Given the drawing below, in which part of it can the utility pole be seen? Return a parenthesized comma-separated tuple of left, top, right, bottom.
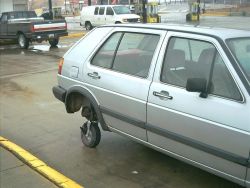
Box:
(48, 0, 53, 19)
(142, 0, 147, 23)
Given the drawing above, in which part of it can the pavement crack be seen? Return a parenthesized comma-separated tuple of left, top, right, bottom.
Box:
(1, 164, 25, 172)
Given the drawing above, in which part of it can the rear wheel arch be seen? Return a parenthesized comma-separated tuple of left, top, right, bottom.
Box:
(65, 86, 109, 131)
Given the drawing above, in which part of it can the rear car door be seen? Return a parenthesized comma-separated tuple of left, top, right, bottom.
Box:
(147, 31, 250, 185)
(83, 27, 166, 141)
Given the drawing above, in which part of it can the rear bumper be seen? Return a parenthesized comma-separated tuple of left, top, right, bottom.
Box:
(28, 31, 68, 41)
(52, 86, 66, 103)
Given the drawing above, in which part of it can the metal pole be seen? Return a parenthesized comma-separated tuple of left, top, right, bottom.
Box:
(142, 0, 147, 23)
(48, 0, 53, 19)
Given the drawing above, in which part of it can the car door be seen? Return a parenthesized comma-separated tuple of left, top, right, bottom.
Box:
(83, 27, 166, 141)
(97, 7, 106, 26)
(0, 13, 8, 36)
(147, 32, 250, 185)
(105, 6, 114, 24)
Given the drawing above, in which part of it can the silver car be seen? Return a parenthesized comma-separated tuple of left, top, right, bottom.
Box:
(53, 24, 250, 187)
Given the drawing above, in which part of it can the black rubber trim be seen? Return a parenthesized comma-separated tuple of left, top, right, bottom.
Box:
(99, 106, 249, 167)
(146, 124, 250, 168)
(65, 86, 110, 131)
(52, 85, 66, 102)
(100, 106, 146, 129)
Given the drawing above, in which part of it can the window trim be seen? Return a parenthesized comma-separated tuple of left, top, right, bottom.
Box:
(90, 31, 161, 79)
(160, 35, 244, 103)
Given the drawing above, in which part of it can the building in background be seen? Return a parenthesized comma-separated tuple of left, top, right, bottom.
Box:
(0, 0, 28, 14)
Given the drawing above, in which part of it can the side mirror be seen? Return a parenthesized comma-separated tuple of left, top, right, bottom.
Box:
(186, 78, 208, 98)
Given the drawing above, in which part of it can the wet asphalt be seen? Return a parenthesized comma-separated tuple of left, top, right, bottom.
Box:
(0, 19, 247, 188)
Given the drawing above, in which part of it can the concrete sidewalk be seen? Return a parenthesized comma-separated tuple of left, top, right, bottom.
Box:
(0, 137, 83, 188)
(0, 147, 57, 188)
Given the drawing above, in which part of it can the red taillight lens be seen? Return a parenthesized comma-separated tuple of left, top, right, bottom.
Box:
(58, 58, 64, 75)
(31, 25, 35, 32)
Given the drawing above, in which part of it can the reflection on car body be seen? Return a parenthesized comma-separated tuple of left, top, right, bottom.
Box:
(53, 24, 250, 187)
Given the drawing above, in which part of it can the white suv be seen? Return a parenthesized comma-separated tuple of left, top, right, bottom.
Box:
(53, 24, 250, 187)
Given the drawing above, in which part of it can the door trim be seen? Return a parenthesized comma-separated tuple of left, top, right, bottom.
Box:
(100, 105, 250, 167)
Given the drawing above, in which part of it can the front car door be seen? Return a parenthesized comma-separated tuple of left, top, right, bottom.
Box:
(147, 31, 250, 186)
(0, 13, 8, 37)
(83, 27, 166, 141)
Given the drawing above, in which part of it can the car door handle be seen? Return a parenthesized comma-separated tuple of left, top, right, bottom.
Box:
(153, 91, 173, 100)
(87, 72, 101, 79)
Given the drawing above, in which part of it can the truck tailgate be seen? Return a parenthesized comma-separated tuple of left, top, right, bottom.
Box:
(32, 20, 67, 32)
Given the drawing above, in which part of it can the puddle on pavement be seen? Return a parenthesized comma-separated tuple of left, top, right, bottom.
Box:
(0, 79, 36, 100)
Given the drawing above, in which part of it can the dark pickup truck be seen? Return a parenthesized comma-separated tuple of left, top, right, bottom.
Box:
(0, 11, 68, 49)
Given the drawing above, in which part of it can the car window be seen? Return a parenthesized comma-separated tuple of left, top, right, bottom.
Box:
(91, 32, 160, 78)
(227, 37, 250, 84)
(91, 32, 122, 69)
(1, 14, 7, 22)
(161, 37, 242, 101)
(99, 7, 105, 15)
(113, 33, 159, 78)
(94, 7, 99, 15)
(106, 7, 114, 15)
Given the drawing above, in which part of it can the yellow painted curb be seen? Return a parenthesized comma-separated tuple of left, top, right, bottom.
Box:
(63, 32, 85, 39)
(202, 12, 229, 16)
(0, 136, 83, 188)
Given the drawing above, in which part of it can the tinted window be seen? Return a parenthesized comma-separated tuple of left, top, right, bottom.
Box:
(1, 14, 7, 22)
(106, 7, 114, 15)
(92, 32, 160, 78)
(161, 37, 242, 101)
(94, 7, 99, 15)
(99, 7, 105, 15)
(92, 32, 122, 69)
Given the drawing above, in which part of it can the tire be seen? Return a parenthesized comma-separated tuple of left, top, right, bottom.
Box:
(80, 121, 101, 148)
(18, 33, 29, 49)
(49, 38, 59, 47)
(85, 22, 92, 30)
(115, 21, 121, 24)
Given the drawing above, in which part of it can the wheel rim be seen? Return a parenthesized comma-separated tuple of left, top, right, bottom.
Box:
(18, 35, 25, 47)
(81, 121, 92, 142)
(86, 23, 91, 30)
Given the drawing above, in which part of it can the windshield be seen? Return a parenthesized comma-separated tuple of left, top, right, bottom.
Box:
(113, 6, 131, 14)
(227, 37, 250, 84)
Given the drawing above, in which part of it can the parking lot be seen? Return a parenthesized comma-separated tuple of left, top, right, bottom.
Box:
(0, 17, 249, 188)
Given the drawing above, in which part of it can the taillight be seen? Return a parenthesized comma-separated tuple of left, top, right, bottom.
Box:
(31, 25, 35, 32)
(58, 58, 64, 75)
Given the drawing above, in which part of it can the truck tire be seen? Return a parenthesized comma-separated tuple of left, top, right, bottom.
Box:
(18, 34, 29, 49)
(49, 38, 59, 47)
(85, 22, 93, 30)
(80, 121, 101, 148)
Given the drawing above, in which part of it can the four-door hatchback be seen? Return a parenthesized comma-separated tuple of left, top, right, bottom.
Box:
(53, 24, 250, 187)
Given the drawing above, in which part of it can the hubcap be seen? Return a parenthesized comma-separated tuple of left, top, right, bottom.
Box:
(18, 35, 25, 47)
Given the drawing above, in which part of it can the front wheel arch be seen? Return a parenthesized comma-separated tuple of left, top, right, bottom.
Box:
(65, 86, 110, 131)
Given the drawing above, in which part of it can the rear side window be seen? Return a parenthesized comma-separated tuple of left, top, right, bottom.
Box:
(106, 7, 114, 15)
(91, 32, 160, 78)
(94, 7, 99, 15)
(99, 7, 105, 15)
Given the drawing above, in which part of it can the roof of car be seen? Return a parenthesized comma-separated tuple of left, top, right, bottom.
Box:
(102, 23, 250, 40)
